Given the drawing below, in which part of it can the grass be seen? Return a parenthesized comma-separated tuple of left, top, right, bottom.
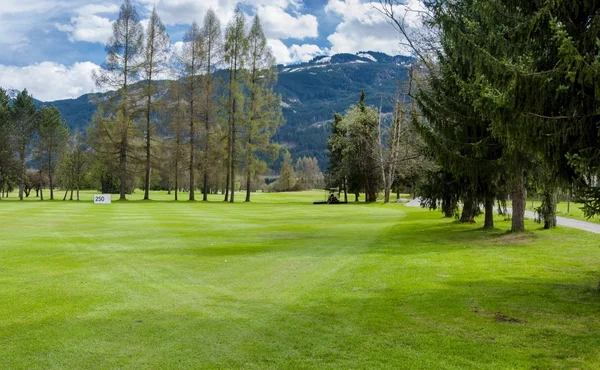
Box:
(1, 190, 600, 369)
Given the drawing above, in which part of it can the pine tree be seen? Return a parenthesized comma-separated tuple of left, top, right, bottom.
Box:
(0, 88, 17, 199)
(11, 90, 38, 201)
(37, 106, 69, 200)
(278, 150, 296, 191)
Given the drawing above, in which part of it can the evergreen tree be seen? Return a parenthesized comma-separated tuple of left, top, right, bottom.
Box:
(278, 150, 296, 191)
(327, 113, 348, 202)
(36, 106, 69, 200)
(344, 91, 381, 203)
(0, 89, 17, 198)
(10, 90, 38, 200)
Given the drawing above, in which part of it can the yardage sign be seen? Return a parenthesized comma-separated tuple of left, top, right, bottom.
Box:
(94, 194, 112, 204)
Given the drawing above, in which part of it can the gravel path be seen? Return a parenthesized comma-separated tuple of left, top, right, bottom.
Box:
(406, 197, 600, 234)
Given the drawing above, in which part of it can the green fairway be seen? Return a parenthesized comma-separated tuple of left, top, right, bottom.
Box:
(1, 191, 599, 369)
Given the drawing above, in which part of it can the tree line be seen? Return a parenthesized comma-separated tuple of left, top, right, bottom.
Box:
(373, 0, 600, 231)
(327, 91, 422, 203)
(1, 1, 330, 202)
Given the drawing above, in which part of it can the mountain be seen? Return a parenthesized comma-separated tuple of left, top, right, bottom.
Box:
(274, 51, 411, 166)
(7, 89, 20, 100)
(4, 51, 411, 169)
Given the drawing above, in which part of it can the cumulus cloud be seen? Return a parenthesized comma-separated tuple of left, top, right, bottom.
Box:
(257, 6, 318, 40)
(0, 61, 101, 101)
(55, 3, 119, 44)
(268, 39, 327, 65)
(325, 0, 425, 56)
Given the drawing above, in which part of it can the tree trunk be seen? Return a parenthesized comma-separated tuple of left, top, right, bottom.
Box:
(542, 189, 557, 229)
(484, 194, 494, 229)
(189, 117, 195, 201)
(442, 195, 454, 218)
(343, 178, 348, 203)
(18, 147, 25, 200)
(119, 137, 127, 201)
(49, 153, 54, 200)
(384, 184, 391, 203)
(460, 194, 477, 223)
(230, 95, 237, 204)
(245, 165, 251, 202)
(144, 94, 151, 201)
(511, 168, 526, 232)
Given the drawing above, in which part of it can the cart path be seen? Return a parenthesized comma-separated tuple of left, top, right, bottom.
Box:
(510, 209, 600, 234)
(407, 197, 600, 234)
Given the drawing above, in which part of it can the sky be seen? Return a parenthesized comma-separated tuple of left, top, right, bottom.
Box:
(0, 0, 422, 101)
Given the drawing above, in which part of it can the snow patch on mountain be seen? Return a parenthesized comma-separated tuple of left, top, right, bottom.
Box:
(316, 56, 331, 64)
(357, 53, 377, 62)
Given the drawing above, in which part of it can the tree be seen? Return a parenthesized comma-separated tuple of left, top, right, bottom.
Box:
(10, 90, 38, 200)
(242, 15, 283, 202)
(327, 113, 348, 202)
(379, 0, 518, 230)
(277, 150, 296, 191)
(0, 88, 17, 199)
(57, 132, 89, 201)
(379, 98, 419, 203)
(36, 106, 69, 200)
(296, 157, 324, 190)
(200, 9, 222, 201)
(223, 7, 248, 203)
(141, 7, 170, 200)
(344, 91, 381, 203)
(162, 81, 188, 201)
(173, 22, 205, 201)
(93, 0, 144, 201)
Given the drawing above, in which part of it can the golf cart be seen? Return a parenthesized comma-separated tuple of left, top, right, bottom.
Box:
(313, 188, 348, 205)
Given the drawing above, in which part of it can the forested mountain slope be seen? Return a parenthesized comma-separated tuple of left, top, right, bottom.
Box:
(7, 51, 410, 168)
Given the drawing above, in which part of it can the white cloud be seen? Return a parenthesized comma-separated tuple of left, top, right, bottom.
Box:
(56, 3, 119, 44)
(257, 6, 318, 40)
(268, 39, 327, 65)
(0, 61, 101, 101)
(325, 0, 425, 56)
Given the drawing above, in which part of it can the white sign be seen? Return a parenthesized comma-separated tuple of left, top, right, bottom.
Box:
(94, 194, 112, 204)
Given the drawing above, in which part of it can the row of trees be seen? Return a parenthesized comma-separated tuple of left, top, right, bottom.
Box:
(0, 89, 88, 201)
(90, 0, 282, 202)
(327, 91, 420, 203)
(376, 0, 600, 231)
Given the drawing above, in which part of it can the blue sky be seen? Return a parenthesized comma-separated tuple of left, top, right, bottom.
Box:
(0, 0, 421, 101)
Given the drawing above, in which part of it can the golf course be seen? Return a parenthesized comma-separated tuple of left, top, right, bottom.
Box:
(1, 191, 599, 369)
